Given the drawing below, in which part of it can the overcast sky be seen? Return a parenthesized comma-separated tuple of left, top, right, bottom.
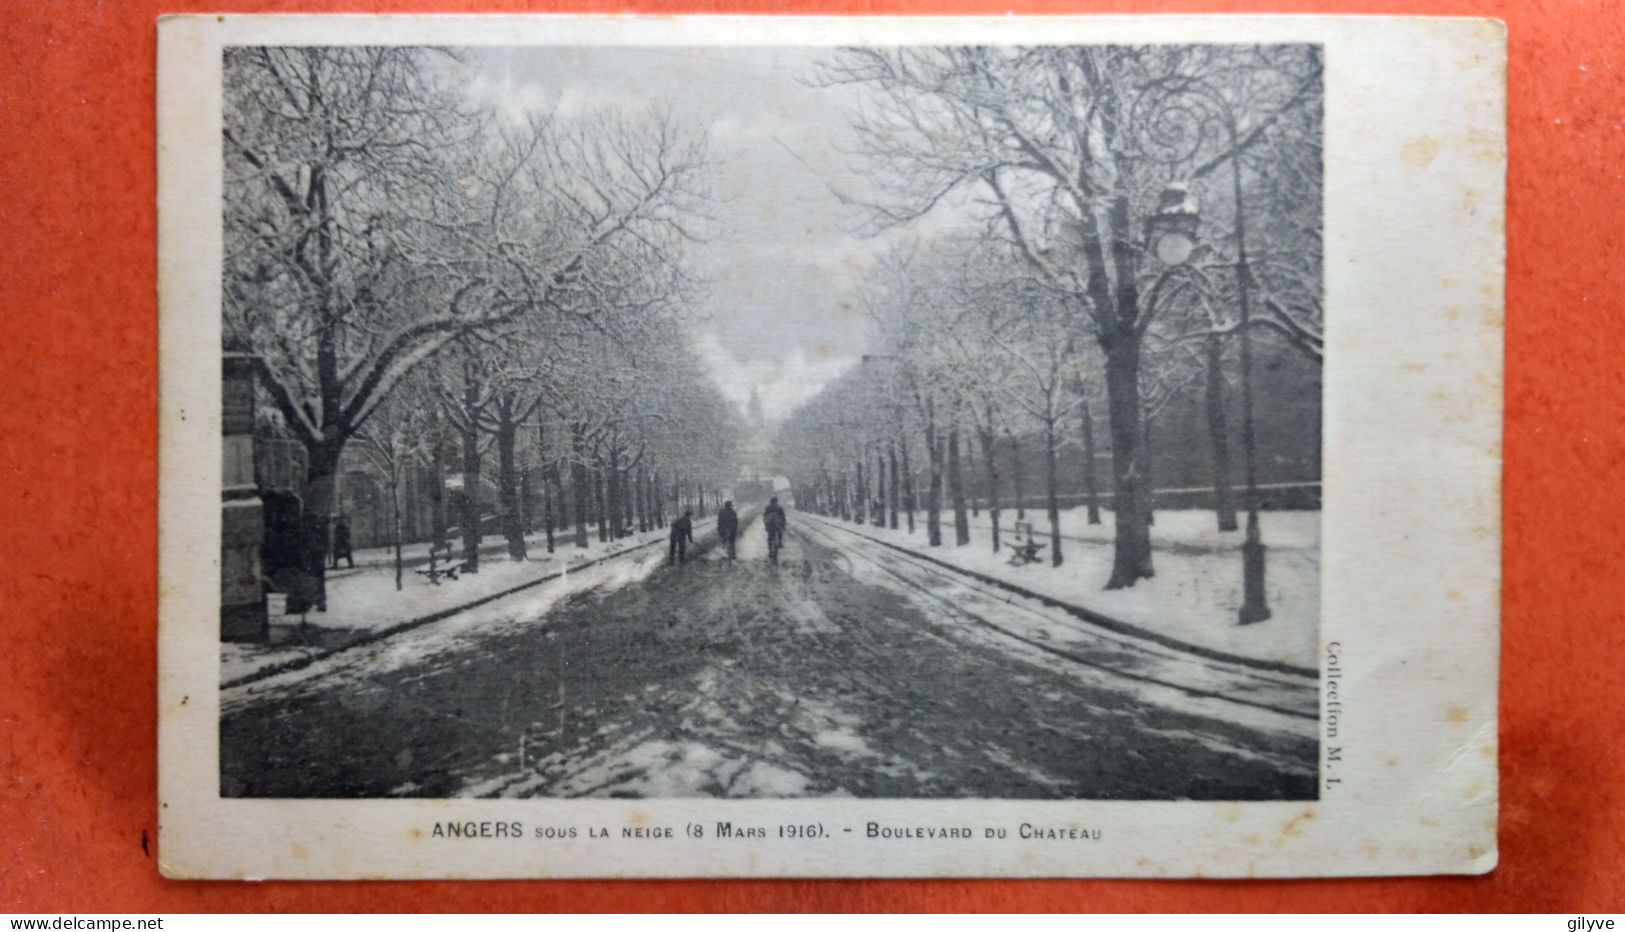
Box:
(465, 46, 899, 424)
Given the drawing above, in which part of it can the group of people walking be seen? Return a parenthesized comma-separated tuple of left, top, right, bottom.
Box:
(667, 497, 788, 566)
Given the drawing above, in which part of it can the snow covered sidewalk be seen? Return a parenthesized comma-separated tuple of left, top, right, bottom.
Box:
(805, 507, 1319, 673)
(223, 521, 709, 687)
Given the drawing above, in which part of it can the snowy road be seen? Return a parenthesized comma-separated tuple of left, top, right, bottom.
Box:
(221, 513, 1319, 800)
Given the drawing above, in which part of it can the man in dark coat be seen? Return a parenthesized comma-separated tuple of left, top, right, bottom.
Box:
(716, 500, 739, 561)
(331, 515, 355, 569)
(668, 508, 696, 565)
(762, 496, 786, 563)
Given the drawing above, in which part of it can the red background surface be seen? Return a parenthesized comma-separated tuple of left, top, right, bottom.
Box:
(1, 0, 1619, 913)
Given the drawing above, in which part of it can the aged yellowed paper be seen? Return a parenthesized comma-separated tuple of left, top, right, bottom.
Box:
(158, 13, 1503, 878)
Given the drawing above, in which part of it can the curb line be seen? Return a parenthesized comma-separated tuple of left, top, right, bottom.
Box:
(805, 513, 1318, 680)
(223, 535, 668, 690)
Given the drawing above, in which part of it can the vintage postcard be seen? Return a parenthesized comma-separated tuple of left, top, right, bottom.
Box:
(157, 14, 1504, 878)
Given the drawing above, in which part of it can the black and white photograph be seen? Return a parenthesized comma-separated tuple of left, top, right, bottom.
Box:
(215, 39, 1324, 802)
(159, 14, 1502, 879)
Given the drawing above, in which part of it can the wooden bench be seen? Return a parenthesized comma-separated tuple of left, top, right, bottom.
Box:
(416, 544, 462, 584)
(415, 564, 461, 584)
(1008, 520, 1047, 566)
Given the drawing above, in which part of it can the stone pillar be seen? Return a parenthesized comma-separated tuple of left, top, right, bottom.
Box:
(221, 351, 267, 643)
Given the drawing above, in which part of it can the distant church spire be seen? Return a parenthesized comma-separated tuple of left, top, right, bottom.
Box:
(747, 387, 764, 426)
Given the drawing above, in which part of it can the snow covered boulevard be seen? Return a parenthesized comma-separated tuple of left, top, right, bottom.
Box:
(221, 513, 1319, 801)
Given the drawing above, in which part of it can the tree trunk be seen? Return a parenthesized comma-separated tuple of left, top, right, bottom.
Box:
(621, 463, 633, 536)
(520, 469, 533, 531)
(546, 423, 569, 536)
(542, 464, 556, 554)
(594, 464, 607, 542)
(1142, 413, 1155, 528)
(1085, 193, 1154, 588)
(901, 439, 916, 534)
(643, 469, 652, 527)
(855, 455, 867, 525)
(874, 448, 886, 527)
(402, 465, 418, 545)
(966, 426, 979, 518)
(980, 428, 1001, 553)
(622, 465, 634, 534)
(888, 443, 900, 529)
(429, 429, 448, 549)
(497, 415, 526, 561)
(925, 402, 943, 547)
(652, 467, 664, 528)
(634, 466, 647, 533)
(538, 423, 556, 554)
(1102, 334, 1153, 588)
(292, 439, 343, 612)
(303, 175, 340, 612)
(1205, 335, 1240, 532)
(624, 466, 636, 533)
(571, 424, 590, 548)
(1081, 403, 1101, 525)
(606, 458, 622, 539)
(1011, 434, 1027, 520)
(557, 466, 572, 536)
(949, 423, 969, 546)
(1045, 423, 1063, 567)
(459, 420, 481, 574)
(391, 477, 403, 592)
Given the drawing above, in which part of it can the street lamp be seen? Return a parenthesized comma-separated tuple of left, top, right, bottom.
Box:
(1146, 168, 1272, 625)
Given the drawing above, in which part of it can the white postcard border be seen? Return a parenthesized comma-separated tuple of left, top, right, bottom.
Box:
(158, 13, 1504, 879)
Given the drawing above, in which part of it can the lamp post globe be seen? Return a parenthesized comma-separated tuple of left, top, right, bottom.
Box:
(1146, 182, 1201, 267)
(1153, 229, 1195, 267)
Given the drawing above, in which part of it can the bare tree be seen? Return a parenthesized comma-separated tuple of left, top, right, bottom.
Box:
(432, 338, 501, 573)
(225, 47, 717, 600)
(354, 380, 435, 590)
(986, 284, 1091, 568)
(818, 44, 1320, 588)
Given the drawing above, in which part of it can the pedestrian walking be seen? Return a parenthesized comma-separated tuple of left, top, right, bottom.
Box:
(668, 508, 695, 565)
(763, 496, 786, 564)
(717, 500, 739, 561)
(331, 515, 355, 569)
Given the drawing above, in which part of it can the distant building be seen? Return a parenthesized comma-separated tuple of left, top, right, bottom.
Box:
(739, 387, 774, 480)
(747, 387, 763, 426)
